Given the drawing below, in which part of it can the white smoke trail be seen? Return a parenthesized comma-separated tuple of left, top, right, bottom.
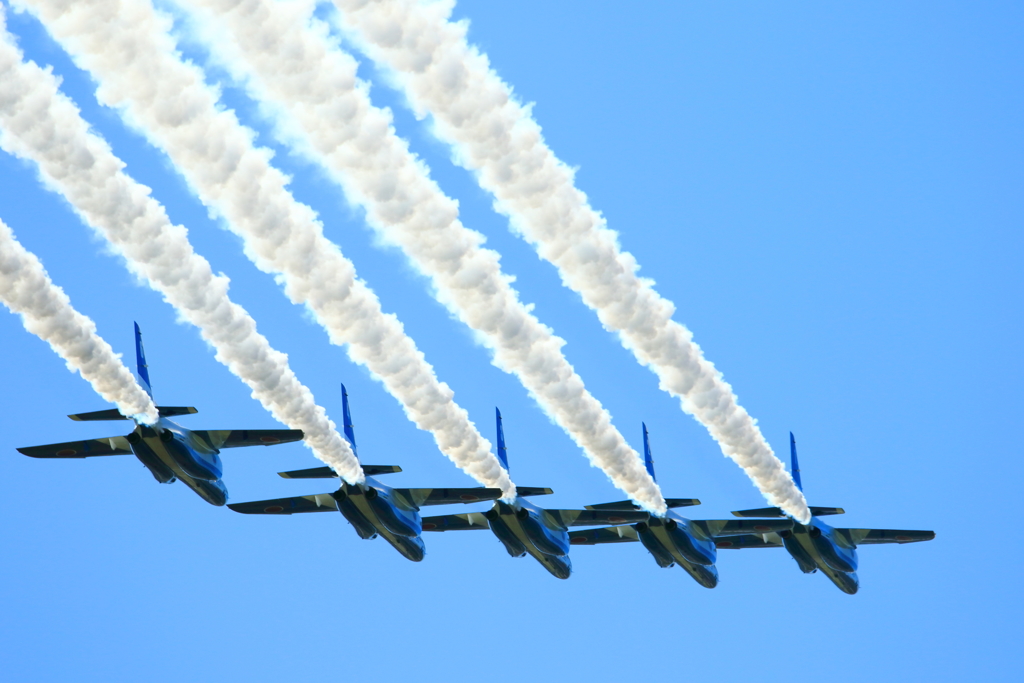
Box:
(0, 11, 363, 485)
(0, 216, 159, 424)
(333, 0, 810, 521)
(15, 0, 513, 497)
(171, 0, 664, 512)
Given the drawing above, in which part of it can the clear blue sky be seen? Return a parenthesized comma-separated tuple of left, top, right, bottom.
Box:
(1, 2, 1020, 681)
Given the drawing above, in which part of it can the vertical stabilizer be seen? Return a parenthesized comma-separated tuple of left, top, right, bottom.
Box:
(495, 407, 509, 472)
(341, 384, 358, 457)
(790, 432, 803, 492)
(133, 322, 153, 399)
(642, 422, 657, 482)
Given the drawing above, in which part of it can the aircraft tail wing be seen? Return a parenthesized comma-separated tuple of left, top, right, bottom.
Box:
(549, 509, 650, 528)
(732, 506, 844, 518)
(68, 406, 197, 421)
(586, 498, 700, 511)
(278, 465, 401, 479)
(713, 533, 785, 549)
(193, 429, 303, 449)
(17, 436, 133, 458)
(838, 528, 936, 546)
(731, 506, 786, 518)
(515, 486, 553, 497)
(690, 519, 794, 538)
(228, 493, 339, 514)
(396, 488, 503, 507)
(568, 525, 640, 545)
(421, 512, 491, 531)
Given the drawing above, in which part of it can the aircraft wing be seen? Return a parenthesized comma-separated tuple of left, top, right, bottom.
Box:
(548, 509, 649, 528)
(193, 429, 304, 449)
(420, 512, 491, 531)
(568, 525, 640, 545)
(17, 436, 133, 458)
(227, 493, 339, 514)
(713, 533, 784, 549)
(838, 528, 936, 545)
(690, 519, 794, 538)
(396, 488, 503, 507)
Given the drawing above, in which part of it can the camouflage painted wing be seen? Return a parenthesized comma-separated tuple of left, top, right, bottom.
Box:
(690, 519, 794, 538)
(568, 525, 640, 545)
(193, 429, 304, 449)
(228, 493, 339, 514)
(548, 509, 649, 529)
(838, 528, 936, 545)
(396, 488, 503, 507)
(17, 436, 133, 458)
(421, 512, 491, 531)
(713, 533, 785, 549)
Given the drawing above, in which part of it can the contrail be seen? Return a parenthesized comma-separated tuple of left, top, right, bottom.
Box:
(0, 11, 363, 485)
(169, 0, 665, 512)
(0, 216, 158, 424)
(15, 0, 512, 497)
(333, 0, 810, 521)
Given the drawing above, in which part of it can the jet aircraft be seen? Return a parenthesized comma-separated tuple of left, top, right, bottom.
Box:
(567, 423, 793, 587)
(228, 385, 506, 562)
(721, 433, 936, 594)
(421, 409, 651, 579)
(17, 323, 303, 506)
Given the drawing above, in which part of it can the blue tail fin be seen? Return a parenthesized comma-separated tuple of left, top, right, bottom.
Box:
(495, 408, 509, 472)
(790, 432, 803, 492)
(134, 322, 153, 399)
(341, 384, 358, 457)
(642, 422, 657, 482)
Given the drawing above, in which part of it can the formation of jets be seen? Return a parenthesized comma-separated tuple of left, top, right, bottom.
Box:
(16, 324, 935, 594)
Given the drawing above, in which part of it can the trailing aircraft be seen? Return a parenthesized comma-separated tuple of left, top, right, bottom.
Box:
(421, 409, 650, 579)
(567, 423, 793, 587)
(17, 323, 303, 506)
(722, 433, 936, 594)
(228, 385, 505, 562)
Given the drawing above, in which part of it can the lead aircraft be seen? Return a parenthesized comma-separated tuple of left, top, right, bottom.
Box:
(722, 433, 936, 594)
(17, 323, 303, 506)
(421, 409, 650, 579)
(228, 385, 505, 562)
(567, 423, 793, 587)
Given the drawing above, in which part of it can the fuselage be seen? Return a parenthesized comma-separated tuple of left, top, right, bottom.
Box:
(127, 418, 227, 506)
(484, 498, 572, 579)
(635, 511, 720, 588)
(331, 477, 427, 562)
(779, 516, 860, 594)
